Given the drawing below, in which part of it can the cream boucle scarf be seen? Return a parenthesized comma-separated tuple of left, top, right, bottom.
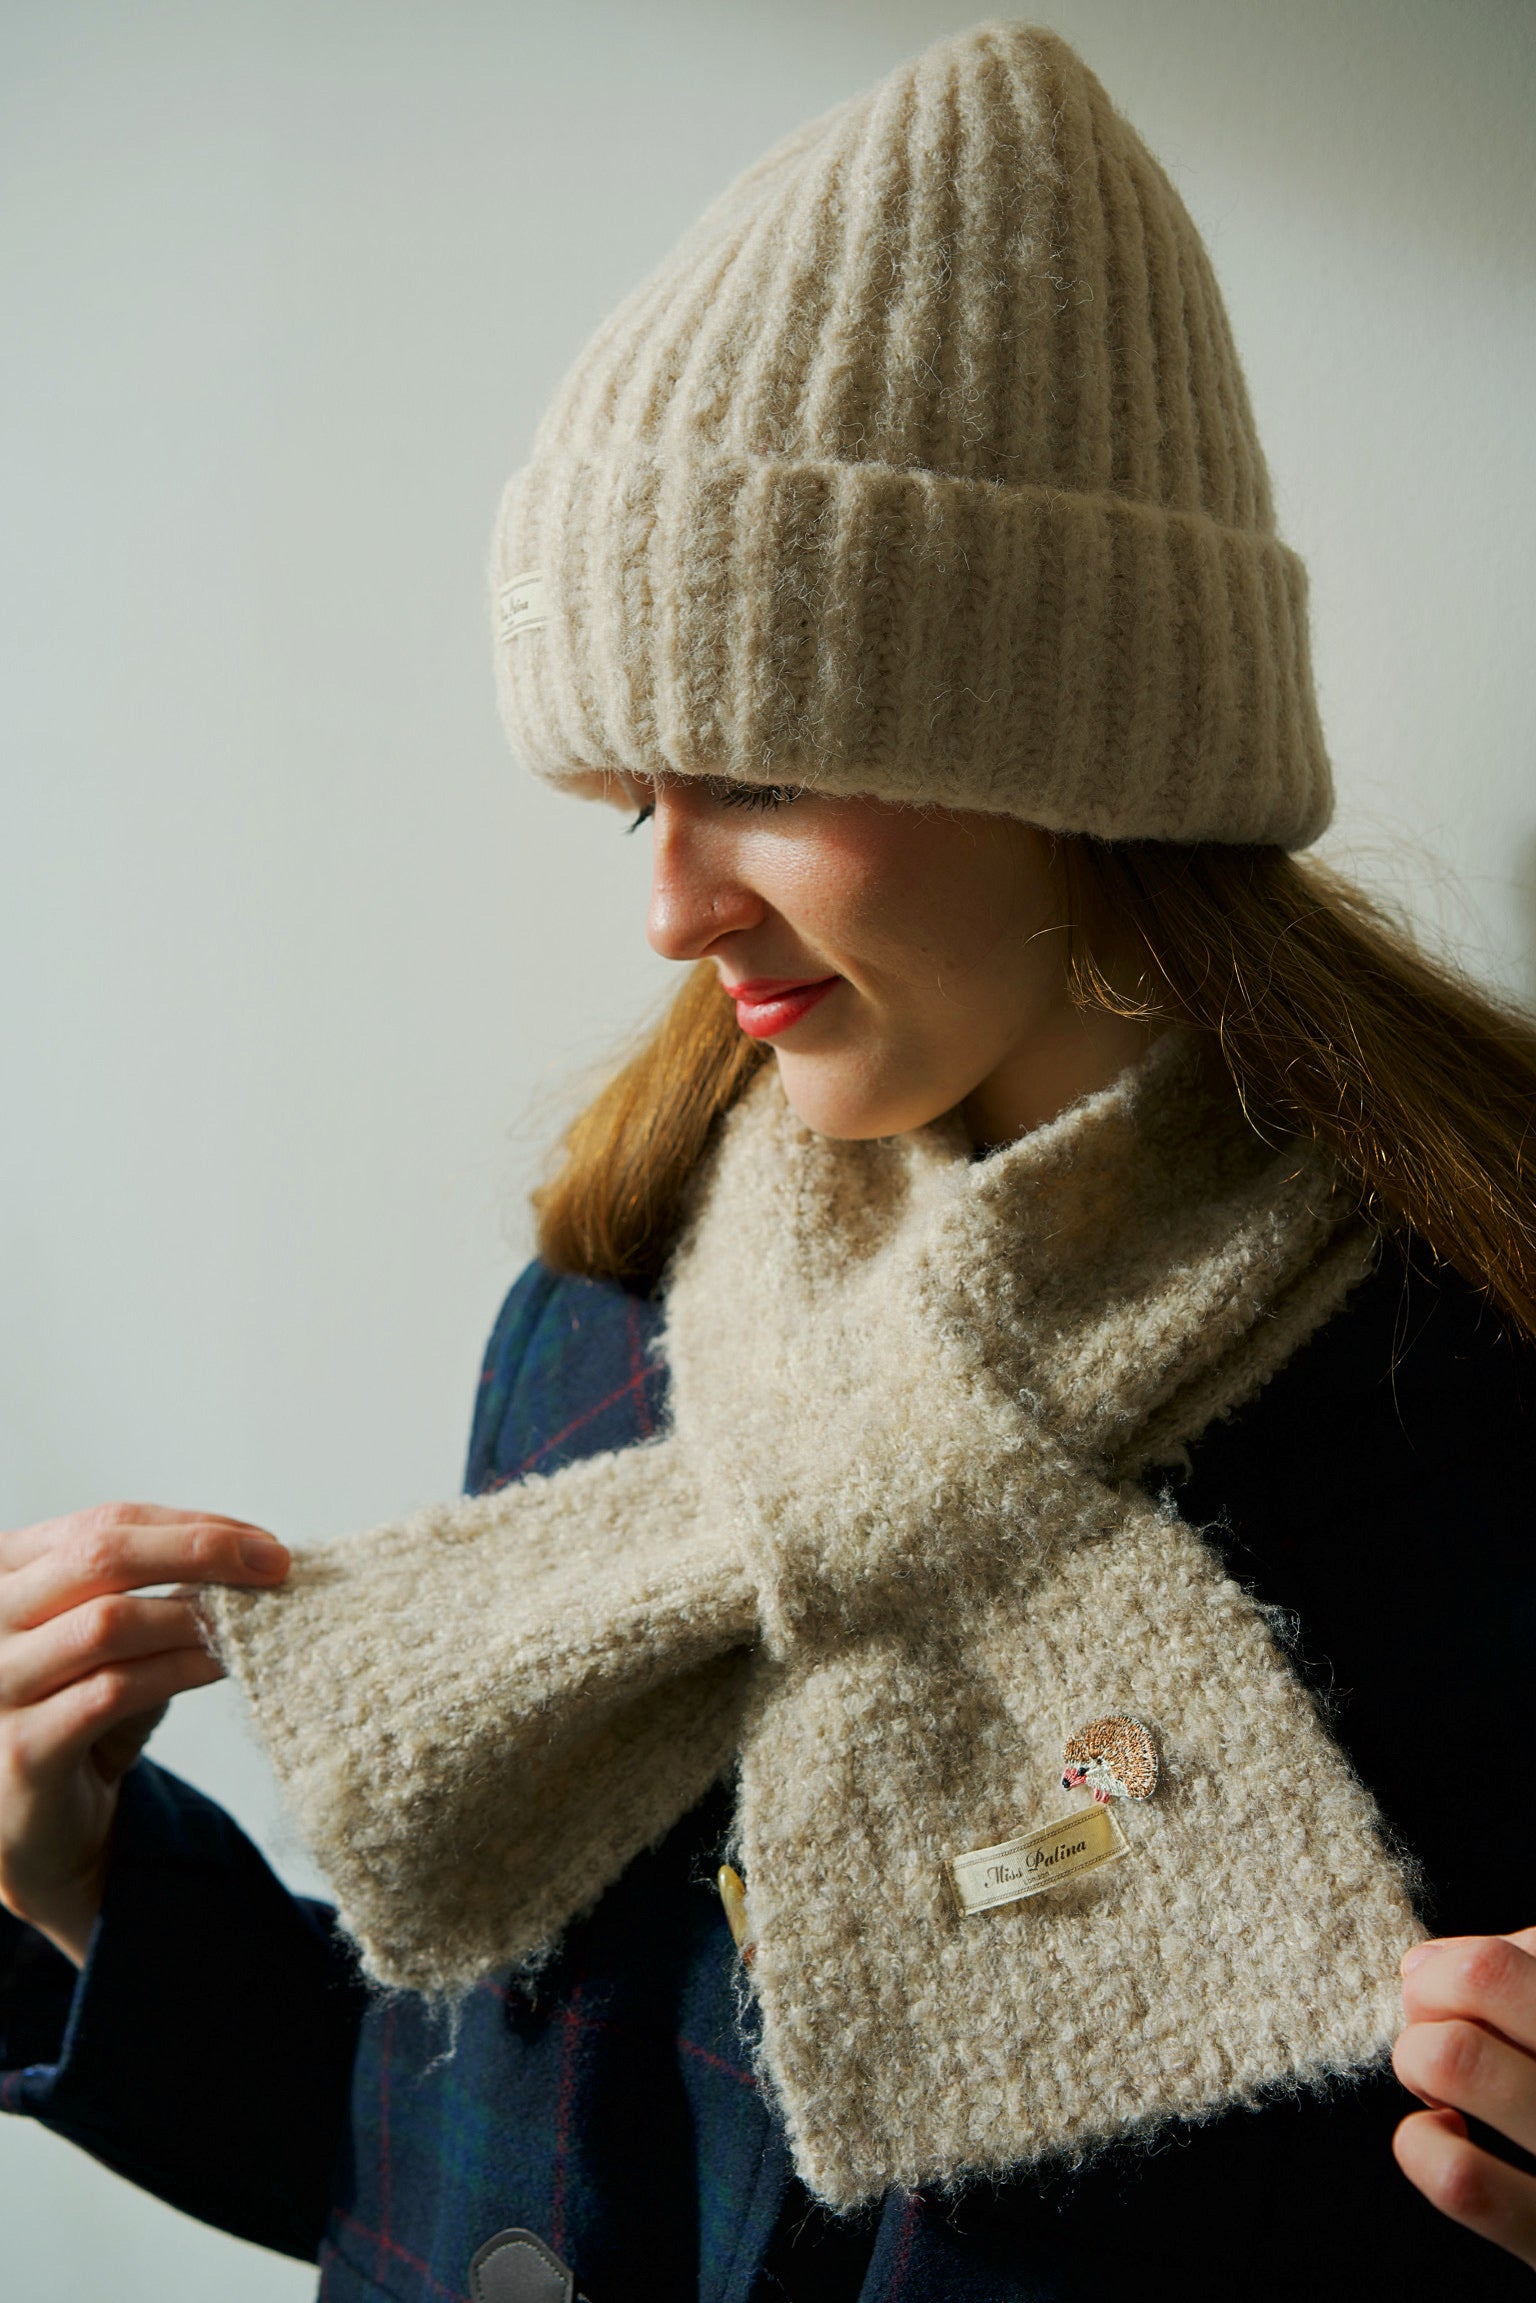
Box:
(210, 1033, 1421, 2207)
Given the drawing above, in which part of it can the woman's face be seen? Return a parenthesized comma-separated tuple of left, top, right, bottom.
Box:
(623, 774, 1156, 1145)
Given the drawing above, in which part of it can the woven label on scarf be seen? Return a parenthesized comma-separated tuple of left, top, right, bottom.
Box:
(498, 569, 546, 639)
(950, 1803, 1127, 1915)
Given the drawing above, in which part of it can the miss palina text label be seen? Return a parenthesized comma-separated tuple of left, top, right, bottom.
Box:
(950, 1803, 1128, 1916)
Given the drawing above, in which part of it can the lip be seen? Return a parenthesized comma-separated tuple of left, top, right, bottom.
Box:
(725, 975, 840, 1040)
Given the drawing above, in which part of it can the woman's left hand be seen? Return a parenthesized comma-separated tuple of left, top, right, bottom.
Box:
(1393, 1924, 1536, 2269)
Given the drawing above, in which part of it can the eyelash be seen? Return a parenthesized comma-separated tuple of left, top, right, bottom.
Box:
(714, 781, 796, 812)
(625, 781, 796, 832)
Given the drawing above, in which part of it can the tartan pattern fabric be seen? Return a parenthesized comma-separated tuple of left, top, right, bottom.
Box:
(464, 1265, 668, 1496)
(324, 1261, 803, 2301)
(0, 1757, 366, 2257)
(320, 1784, 789, 2303)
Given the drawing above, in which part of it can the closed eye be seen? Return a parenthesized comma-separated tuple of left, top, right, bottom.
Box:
(623, 777, 800, 831)
(702, 777, 800, 812)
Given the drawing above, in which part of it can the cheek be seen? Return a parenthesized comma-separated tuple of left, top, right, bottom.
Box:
(808, 821, 1055, 1003)
(764, 816, 1069, 1136)
(746, 826, 896, 955)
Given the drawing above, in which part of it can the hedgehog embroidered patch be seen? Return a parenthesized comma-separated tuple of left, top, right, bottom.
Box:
(949, 1720, 1158, 1915)
(1060, 1716, 1159, 1804)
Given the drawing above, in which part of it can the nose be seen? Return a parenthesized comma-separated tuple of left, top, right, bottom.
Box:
(646, 790, 767, 961)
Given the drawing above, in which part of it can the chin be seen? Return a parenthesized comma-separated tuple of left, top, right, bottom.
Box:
(772, 1050, 959, 1141)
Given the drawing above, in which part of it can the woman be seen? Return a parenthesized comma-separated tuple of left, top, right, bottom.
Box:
(2, 23, 1534, 2300)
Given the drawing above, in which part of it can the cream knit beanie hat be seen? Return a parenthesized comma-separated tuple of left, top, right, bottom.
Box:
(492, 21, 1332, 846)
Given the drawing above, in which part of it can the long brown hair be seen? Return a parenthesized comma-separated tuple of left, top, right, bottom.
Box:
(534, 840, 1536, 1340)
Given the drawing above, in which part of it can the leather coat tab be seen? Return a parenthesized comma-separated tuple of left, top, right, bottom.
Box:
(469, 2226, 584, 2303)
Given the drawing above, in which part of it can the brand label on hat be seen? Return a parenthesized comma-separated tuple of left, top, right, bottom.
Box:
(498, 569, 546, 640)
(950, 1803, 1127, 1916)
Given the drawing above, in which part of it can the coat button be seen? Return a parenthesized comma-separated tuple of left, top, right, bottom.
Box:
(717, 1863, 757, 1964)
(468, 2227, 584, 2303)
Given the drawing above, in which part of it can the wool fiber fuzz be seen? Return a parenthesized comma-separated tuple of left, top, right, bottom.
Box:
(492, 23, 1333, 846)
(210, 1032, 1420, 2205)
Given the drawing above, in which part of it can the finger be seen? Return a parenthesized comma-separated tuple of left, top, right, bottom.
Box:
(1, 1513, 289, 1632)
(92, 1702, 171, 1787)
(5, 1649, 226, 1783)
(1392, 2020, 1536, 2158)
(1393, 2108, 1536, 2269)
(0, 1593, 210, 1709)
(1401, 1935, 1536, 2056)
(0, 1503, 275, 1575)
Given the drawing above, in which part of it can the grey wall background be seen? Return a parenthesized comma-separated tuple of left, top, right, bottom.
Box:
(2, 1, 1532, 2294)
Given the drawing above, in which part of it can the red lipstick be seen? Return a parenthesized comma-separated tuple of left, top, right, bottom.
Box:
(725, 975, 840, 1039)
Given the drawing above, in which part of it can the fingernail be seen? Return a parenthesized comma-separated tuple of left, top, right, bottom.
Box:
(239, 1536, 289, 1575)
(1401, 1941, 1441, 1975)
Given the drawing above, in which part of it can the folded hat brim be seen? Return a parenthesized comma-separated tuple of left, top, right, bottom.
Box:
(492, 446, 1332, 848)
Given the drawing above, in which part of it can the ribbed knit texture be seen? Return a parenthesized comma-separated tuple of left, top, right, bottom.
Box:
(209, 1034, 1417, 2206)
(492, 21, 1333, 844)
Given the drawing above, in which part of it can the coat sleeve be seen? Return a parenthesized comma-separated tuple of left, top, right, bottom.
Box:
(0, 1740, 367, 2260)
(0, 1258, 656, 2261)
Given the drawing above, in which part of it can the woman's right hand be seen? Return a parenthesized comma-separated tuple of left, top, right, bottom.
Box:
(0, 1503, 290, 1967)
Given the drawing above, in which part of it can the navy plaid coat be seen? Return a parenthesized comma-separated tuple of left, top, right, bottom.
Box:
(3, 1245, 1535, 2301)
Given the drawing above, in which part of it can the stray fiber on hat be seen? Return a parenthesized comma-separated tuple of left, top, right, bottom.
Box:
(491, 21, 1333, 848)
